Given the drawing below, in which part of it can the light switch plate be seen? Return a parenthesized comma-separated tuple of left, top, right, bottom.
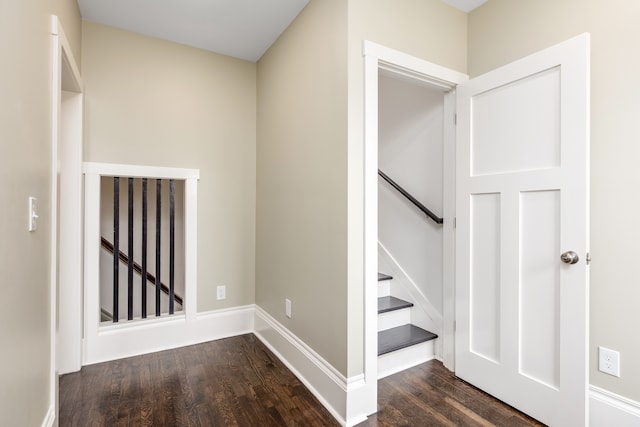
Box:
(29, 197, 38, 232)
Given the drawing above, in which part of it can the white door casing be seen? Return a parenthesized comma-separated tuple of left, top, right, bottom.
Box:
(52, 16, 83, 376)
(361, 41, 467, 420)
(455, 34, 590, 426)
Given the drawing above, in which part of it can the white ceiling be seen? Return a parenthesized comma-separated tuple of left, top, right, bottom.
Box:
(78, 0, 311, 62)
(77, 0, 488, 63)
(441, 0, 488, 13)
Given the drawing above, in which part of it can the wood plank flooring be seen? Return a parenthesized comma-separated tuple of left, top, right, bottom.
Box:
(59, 334, 544, 426)
(358, 361, 545, 427)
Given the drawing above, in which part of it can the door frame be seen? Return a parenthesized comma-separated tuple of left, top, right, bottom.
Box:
(362, 41, 467, 407)
(51, 14, 83, 395)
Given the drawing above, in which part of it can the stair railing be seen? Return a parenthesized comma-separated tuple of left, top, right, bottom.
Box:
(105, 176, 182, 322)
(378, 169, 443, 225)
(101, 236, 184, 307)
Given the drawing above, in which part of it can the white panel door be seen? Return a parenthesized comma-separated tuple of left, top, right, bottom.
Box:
(455, 34, 590, 426)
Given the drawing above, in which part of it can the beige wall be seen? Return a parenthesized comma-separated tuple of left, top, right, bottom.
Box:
(0, 0, 81, 425)
(469, 0, 640, 402)
(256, 0, 349, 375)
(53, 0, 82, 68)
(82, 21, 256, 312)
(255, 0, 467, 379)
(345, 0, 467, 375)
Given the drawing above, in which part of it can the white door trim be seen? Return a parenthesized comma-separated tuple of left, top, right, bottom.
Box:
(50, 14, 83, 421)
(362, 41, 467, 412)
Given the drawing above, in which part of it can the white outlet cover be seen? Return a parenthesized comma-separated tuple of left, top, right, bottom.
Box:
(216, 285, 226, 300)
(599, 346, 621, 377)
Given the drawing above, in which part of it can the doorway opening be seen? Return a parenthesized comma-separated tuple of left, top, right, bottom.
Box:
(362, 41, 468, 414)
(363, 35, 589, 426)
(376, 70, 449, 379)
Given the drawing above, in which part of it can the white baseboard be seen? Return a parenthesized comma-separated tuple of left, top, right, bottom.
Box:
(83, 305, 254, 365)
(590, 385, 640, 427)
(41, 405, 55, 427)
(254, 306, 371, 427)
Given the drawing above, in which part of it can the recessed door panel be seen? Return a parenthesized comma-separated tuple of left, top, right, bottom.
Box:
(470, 193, 501, 362)
(520, 190, 560, 388)
(471, 67, 560, 176)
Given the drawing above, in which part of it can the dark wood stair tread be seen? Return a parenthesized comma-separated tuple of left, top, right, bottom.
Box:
(378, 273, 393, 281)
(378, 296, 413, 314)
(378, 325, 438, 356)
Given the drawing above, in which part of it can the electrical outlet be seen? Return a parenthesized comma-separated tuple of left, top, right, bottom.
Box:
(285, 299, 292, 318)
(599, 346, 620, 377)
(216, 285, 226, 300)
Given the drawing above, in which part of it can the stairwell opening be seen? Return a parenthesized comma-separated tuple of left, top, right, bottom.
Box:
(375, 70, 448, 379)
(99, 176, 185, 322)
(83, 162, 199, 365)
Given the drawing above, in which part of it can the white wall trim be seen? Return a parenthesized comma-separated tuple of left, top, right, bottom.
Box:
(254, 306, 370, 427)
(83, 162, 200, 365)
(590, 385, 640, 426)
(83, 162, 200, 180)
(40, 405, 55, 427)
(83, 305, 254, 365)
(253, 306, 347, 425)
(50, 20, 83, 427)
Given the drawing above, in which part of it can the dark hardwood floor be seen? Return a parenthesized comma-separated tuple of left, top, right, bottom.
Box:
(358, 362, 545, 427)
(59, 334, 543, 426)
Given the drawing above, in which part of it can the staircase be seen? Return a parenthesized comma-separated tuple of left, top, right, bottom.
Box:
(377, 273, 438, 379)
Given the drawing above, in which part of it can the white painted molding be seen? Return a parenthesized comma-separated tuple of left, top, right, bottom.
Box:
(83, 162, 200, 180)
(254, 306, 371, 427)
(40, 405, 55, 427)
(84, 305, 254, 365)
(50, 26, 84, 427)
(253, 306, 347, 425)
(362, 40, 469, 418)
(590, 386, 640, 426)
(363, 40, 468, 90)
(51, 15, 82, 92)
(83, 162, 200, 365)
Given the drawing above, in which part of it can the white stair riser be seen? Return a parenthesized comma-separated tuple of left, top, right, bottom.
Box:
(378, 308, 411, 332)
(378, 281, 391, 297)
(378, 339, 436, 379)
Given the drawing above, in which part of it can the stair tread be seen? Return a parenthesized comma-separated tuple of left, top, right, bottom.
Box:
(378, 273, 393, 281)
(378, 324, 438, 356)
(378, 296, 413, 314)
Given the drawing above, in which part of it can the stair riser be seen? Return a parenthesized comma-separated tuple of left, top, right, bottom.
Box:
(378, 308, 411, 332)
(378, 339, 436, 379)
(378, 281, 391, 298)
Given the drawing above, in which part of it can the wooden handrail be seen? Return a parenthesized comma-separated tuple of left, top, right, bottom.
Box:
(101, 237, 183, 306)
(378, 169, 443, 225)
